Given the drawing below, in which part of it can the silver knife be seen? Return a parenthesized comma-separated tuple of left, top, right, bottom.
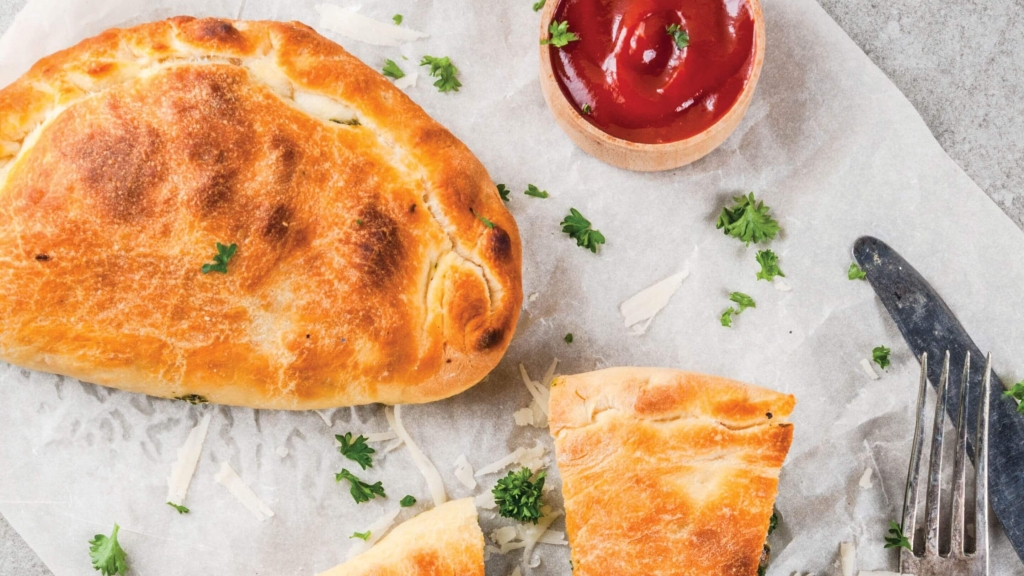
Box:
(854, 236, 1024, 563)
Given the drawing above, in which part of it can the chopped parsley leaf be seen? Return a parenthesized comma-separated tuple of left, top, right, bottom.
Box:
(581, 103, 592, 115)
(335, 469, 386, 503)
(382, 59, 405, 80)
(400, 495, 417, 507)
(420, 55, 462, 93)
(89, 524, 129, 576)
(541, 20, 580, 48)
(564, 333, 573, 344)
(872, 346, 892, 369)
(716, 192, 781, 246)
(351, 530, 371, 541)
(392, 14, 403, 25)
(166, 502, 189, 514)
(525, 184, 549, 198)
(476, 212, 496, 229)
(497, 184, 511, 202)
(201, 242, 237, 275)
(848, 262, 868, 280)
(532, 0, 546, 11)
(721, 292, 756, 328)
(884, 520, 912, 550)
(666, 23, 690, 49)
(561, 208, 605, 253)
(755, 249, 785, 281)
(336, 432, 375, 470)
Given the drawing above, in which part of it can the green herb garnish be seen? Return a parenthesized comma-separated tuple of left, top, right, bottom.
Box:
(716, 192, 781, 246)
(532, 0, 546, 11)
(382, 59, 405, 80)
(1004, 381, 1024, 414)
(755, 249, 785, 282)
(564, 333, 573, 344)
(477, 212, 496, 229)
(497, 184, 511, 202)
(493, 467, 546, 524)
(884, 520, 912, 551)
(525, 184, 549, 198)
(89, 524, 129, 576)
(541, 20, 580, 48)
(166, 502, 189, 514)
(873, 346, 892, 369)
(848, 262, 867, 280)
(400, 495, 417, 507)
(721, 292, 756, 328)
(561, 208, 605, 253)
(351, 531, 371, 541)
(201, 242, 237, 274)
(581, 103, 592, 115)
(420, 55, 462, 93)
(335, 469, 386, 504)
(392, 14, 403, 25)
(666, 23, 689, 49)
(336, 433, 375, 470)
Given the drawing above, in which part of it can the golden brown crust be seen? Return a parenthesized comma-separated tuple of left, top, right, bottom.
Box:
(0, 17, 522, 409)
(319, 498, 484, 576)
(549, 367, 795, 576)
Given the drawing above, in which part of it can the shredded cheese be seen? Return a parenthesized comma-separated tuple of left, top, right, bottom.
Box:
(314, 409, 333, 427)
(860, 359, 880, 380)
(519, 360, 557, 416)
(315, 4, 429, 47)
(386, 405, 447, 506)
(363, 431, 398, 443)
(394, 70, 418, 90)
(519, 506, 562, 564)
(840, 541, 856, 576)
(166, 413, 212, 506)
(475, 490, 497, 510)
(538, 530, 567, 545)
(510, 568, 523, 576)
(513, 407, 535, 426)
(214, 462, 274, 521)
(858, 467, 874, 489)
(475, 442, 547, 477)
(453, 454, 477, 490)
(275, 446, 289, 458)
(384, 437, 405, 453)
(774, 277, 793, 291)
(619, 271, 688, 335)
(346, 507, 402, 559)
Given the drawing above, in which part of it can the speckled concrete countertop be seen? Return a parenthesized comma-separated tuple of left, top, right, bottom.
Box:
(1, 0, 1022, 573)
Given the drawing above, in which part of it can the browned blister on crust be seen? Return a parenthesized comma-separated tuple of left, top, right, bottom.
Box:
(549, 367, 796, 576)
(0, 17, 522, 409)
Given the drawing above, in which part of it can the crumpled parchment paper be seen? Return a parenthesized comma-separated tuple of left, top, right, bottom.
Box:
(2, 0, 1024, 574)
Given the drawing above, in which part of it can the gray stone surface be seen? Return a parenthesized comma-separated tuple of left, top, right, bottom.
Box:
(0, 0, 1022, 573)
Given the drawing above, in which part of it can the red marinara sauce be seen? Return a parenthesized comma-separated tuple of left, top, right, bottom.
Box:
(549, 0, 756, 144)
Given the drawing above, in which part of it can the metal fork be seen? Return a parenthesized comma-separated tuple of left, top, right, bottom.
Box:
(899, 351, 990, 575)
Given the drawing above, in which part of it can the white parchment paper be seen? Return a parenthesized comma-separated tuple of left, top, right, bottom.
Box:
(2, 0, 1024, 574)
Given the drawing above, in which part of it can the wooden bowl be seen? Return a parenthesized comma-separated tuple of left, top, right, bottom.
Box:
(538, 0, 766, 172)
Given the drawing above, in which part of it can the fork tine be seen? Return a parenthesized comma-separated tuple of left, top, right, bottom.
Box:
(924, 351, 951, 556)
(902, 352, 930, 555)
(974, 354, 992, 562)
(950, 352, 971, 556)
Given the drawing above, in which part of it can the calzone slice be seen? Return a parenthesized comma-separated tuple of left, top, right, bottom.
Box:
(0, 18, 521, 409)
(319, 498, 484, 576)
(549, 367, 796, 576)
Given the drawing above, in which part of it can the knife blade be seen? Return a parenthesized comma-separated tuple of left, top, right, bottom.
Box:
(854, 235, 1024, 562)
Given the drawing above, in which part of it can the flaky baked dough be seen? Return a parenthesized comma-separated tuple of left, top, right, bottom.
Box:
(319, 498, 484, 576)
(549, 367, 796, 576)
(0, 17, 522, 409)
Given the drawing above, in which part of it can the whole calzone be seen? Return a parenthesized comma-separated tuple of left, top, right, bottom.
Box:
(0, 17, 522, 409)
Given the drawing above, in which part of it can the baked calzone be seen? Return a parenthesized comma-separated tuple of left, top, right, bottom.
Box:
(319, 498, 484, 576)
(0, 17, 521, 409)
(549, 367, 795, 576)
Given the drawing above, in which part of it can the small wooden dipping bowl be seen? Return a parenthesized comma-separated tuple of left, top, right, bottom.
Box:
(538, 0, 766, 172)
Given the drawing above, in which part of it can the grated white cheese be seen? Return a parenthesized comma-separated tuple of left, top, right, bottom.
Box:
(386, 405, 447, 507)
(315, 4, 429, 47)
(453, 454, 477, 490)
(528, 292, 538, 302)
(314, 409, 334, 427)
(490, 526, 518, 546)
(858, 467, 874, 489)
(214, 462, 274, 521)
(363, 431, 398, 443)
(384, 437, 405, 453)
(774, 277, 793, 291)
(346, 507, 402, 559)
(538, 530, 567, 545)
(275, 446, 289, 458)
(475, 442, 547, 477)
(513, 407, 535, 426)
(510, 568, 523, 576)
(860, 359, 880, 380)
(475, 490, 497, 510)
(529, 399, 547, 428)
(619, 271, 689, 335)
(840, 541, 856, 576)
(393, 70, 418, 90)
(519, 506, 562, 564)
(519, 360, 556, 416)
(166, 413, 212, 506)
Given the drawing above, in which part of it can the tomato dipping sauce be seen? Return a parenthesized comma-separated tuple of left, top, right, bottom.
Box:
(549, 0, 757, 144)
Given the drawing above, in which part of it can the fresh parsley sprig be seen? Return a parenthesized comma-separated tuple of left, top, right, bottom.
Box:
(721, 292, 756, 327)
(542, 20, 580, 48)
(1004, 380, 1024, 414)
(382, 59, 405, 80)
(666, 23, 689, 49)
(884, 520, 912, 551)
(351, 531, 371, 541)
(716, 193, 781, 246)
(849, 262, 867, 280)
(89, 524, 129, 576)
(392, 14, 403, 25)
(336, 469, 386, 503)
(493, 468, 546, 524)
(336, 433, 375, 470)
(420, 56, 461, 93)
(532, 0, 546, 11)
(872, 346, 891, 369)
(525, 184, 549, 198)
(561, 208, 605, 253)
(497, 184, 511, 202)
(755, 249, 785, 281)
(166, 502, 189, 514)
(201, 242, 237, 274)
(400, 495, 417, 507)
